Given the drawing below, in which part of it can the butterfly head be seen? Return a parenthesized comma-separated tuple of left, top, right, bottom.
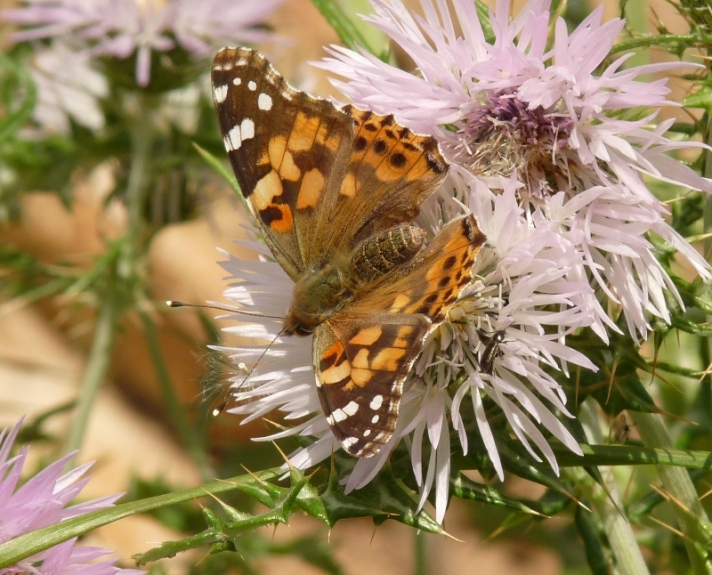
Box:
(284, 261, 351, 336)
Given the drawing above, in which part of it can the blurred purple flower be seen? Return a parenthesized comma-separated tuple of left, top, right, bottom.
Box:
(0, 418, 142, 575)
(25, 42, 108, 134)
(5, 0, 284, 86)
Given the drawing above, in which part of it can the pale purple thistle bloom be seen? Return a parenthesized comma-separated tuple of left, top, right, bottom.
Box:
(0, 419, 142, 575)
(210, 0, 710, 523)
(318, 0, 712, 340)
(217, 176, 592, 521)
(4, 0, 284, 86)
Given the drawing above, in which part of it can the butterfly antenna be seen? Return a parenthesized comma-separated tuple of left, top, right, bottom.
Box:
(212, 325, 290, 416)
(166, 300, 284, 320)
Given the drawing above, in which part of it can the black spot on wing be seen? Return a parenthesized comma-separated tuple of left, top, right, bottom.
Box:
(389, 152, 407, 168)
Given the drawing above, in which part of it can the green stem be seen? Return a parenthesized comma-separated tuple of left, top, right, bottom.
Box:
(414, 530, 427, 575)
(140, 311, 215, 481)
(621, 0, 650, 69)
(126, 92, 157, 238)
(577, 400, 650, 575)
(630, 412, 712, 574)
(310, 0, 380, 56)
(63, 92, 158, 464)
(62, 301, 118, 465)
(703, 113, 712, 400)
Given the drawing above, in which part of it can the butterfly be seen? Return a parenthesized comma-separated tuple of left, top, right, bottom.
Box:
(212, 47, 485, 457)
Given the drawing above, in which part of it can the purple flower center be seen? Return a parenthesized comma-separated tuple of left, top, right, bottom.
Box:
(456, 92, 575, 201)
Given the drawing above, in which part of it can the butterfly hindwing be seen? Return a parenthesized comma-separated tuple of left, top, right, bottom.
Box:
(313, 314, 430, 457)
(315, 215, 485, 456)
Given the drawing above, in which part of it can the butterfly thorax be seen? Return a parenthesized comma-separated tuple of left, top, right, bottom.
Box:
(284, 224, 429, 336)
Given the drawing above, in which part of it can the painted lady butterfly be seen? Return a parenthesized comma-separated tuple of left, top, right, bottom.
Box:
(212, 47, 485, 457)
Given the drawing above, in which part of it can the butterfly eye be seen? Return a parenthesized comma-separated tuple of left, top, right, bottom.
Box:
(295, 325, 313, 336)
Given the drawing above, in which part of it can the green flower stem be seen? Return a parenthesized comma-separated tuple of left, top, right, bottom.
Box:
(140, 310, 215, 481)
(126, 92, 158, 238)
(703, 114, 712, 377)
(414, 529, 427, 575)
(62, 92, 158, 463)
(62, 301, 118, 466)
(0, 467, 282, 567)
(310, 0, 379, 56)
(576, 400, 650, 575)
(630, 412, 712, 574)
(572, 401, 650, 575)
(610, 33, 697, 54)
(621, 0, 650, 69)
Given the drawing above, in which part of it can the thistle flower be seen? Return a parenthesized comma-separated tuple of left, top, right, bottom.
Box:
(213, 0, 712, 524)
(4, 0, 284, 86)
(319, 0, 712, 340)
(218, 177, 593, 521)
(0, 418, 142, 575)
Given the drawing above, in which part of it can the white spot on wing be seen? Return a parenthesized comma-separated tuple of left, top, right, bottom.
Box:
(371, 415, 379, 424)
(213, 84, 228, 103)
(240, 118, 255, 141)
(363, 429, 371, 437)
(258, 93, 273, 111)
(342, 437, 358, 450)
(373, 431, 388, 442)
(233, 77, 242, 86)
(331, 402, 358, 423)
(369, 395, 383, 411)
(224, 126, 241, 151)
(331, 408, 347, 423)
(248, 80, 257, 91)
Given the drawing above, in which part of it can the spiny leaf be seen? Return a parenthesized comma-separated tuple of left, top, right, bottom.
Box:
(450, 473, 542, 515)
(235, 465, 329, 524)
(321, 461, 443, 534)
(575, 505, 610, 575)
(553, 442, 712, 471)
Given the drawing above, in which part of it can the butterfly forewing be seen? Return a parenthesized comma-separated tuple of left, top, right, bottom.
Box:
(352, 215, 486, 322)
(212, 47, 354, 277)
(213, 48, 450, 271)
